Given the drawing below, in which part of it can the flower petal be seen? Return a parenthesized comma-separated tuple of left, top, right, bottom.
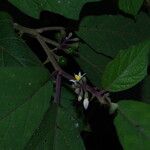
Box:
(70, 79, 76, 83)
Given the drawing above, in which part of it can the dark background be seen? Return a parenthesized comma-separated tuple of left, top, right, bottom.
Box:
(1, 0, 149, 149)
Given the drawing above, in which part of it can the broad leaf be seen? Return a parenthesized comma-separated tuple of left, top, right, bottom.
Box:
(101, 41, 150, 92)
(115, 100, 150, 150)
(8, 0, 99, 19)
(0, 68, 53, 149)
(119, 0, 144, 15)
(0, 12, 54, 149)
(0, 12, 42, 67)
(25, 87, 85, 150)
(76, 43, 111, 87)
(76, 13, 150, 87)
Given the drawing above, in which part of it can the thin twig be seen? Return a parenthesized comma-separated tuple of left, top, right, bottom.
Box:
(41, 36, 59, 47)
(54, 73, 62, 104)
(37, 35, 61, 71)
(14, 23, 60, 47)
(36, 27, 65, 33)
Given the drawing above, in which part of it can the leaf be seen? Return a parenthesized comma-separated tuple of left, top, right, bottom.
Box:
(101, 41, 150, 92)
(0, 12, 53, 149)
(76, 43, 111, 87)
(77, 13, 150, 58)
(0, 11, 85, 149)
(119, 0, 144, 16)
(0, 12, 42, 67)
(0, 68, 53, 149)
(115, 100, 150, 150)
(25, 87, 85, 150)
(76, 13, 150, 87)
(8, 0, 100, 19)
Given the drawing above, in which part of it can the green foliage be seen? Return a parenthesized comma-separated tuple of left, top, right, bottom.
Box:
(0, 0, 150, 149)
(58, 56, 67, 66)
(0, 68, 53, 149)
(8, 0, 99, 19)
(0, 12, 84, 149)
(101, 41, 150, 92)
(25, 87, 85, 150)
(0, 12, 42, 67)
(115, 100, 150, 150)
(66, 43, 79, 55)
(76, 13, 150, 87)
(0, 12, 53, 149)
(119, 0, 144, 15)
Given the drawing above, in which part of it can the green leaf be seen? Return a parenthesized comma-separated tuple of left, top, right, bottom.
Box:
(0, 68, 53, 149)
(101, 41, 150, 92)
(76, 13, 150, 87)
(76, 43, 111, 87)
(8, 0, 99, 19)
(115, 100, 150, 150)
(119, 0, 144, 15)
(0, 12, 54, 149)
(0, 12, 42, 67)
(25, 87, 85, 150)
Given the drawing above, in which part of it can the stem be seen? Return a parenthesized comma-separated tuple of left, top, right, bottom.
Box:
(14, 23, 61, 71)
(54, 73, 62, 104)
(36, 27, 65, 33)
(41, 36, 59, 47)
(14, 23, 110, 105)
(14, 23, 60, 48)
(37, 35, 61, 71)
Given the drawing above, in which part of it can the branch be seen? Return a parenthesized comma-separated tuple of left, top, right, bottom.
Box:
(14, 23, 112, 108)
(37, 35, 61, 70)
(14, 23, 60, 48)
(36, 27, 65, 33)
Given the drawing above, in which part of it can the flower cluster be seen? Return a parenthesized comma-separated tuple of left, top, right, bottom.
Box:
(70, 72, 89, 109)
(70, 72, 118, 114)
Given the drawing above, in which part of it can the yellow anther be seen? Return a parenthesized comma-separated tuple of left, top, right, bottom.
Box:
(74, 74, 82, 81)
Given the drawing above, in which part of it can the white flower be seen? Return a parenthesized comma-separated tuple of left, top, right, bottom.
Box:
(83, 98, 89, 110)
(70, 72, 86, 84)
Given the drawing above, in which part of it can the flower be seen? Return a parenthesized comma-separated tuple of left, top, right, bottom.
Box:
(83, 98, 89, 109)
(70, 72, 86, 83)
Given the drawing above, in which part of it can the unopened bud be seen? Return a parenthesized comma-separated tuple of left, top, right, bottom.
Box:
(109, 103, 118, 114)
(83, 98, 89, 109)
(78, 95, 82, 101)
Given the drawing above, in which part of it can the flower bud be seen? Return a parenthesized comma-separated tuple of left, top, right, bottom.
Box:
(83, 98, 89, 109)
(78, 95, 82, 101)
